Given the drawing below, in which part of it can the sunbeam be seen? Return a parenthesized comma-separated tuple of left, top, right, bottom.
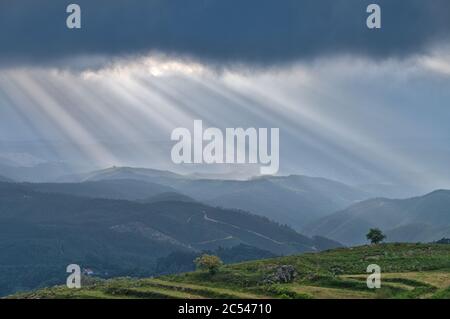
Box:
(8, 71, 119, 166)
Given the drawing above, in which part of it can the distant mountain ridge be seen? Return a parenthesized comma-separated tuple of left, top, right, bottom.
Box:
(5, 165, 432, 232)
(61, 167, 369, 229)
(27, 179, 177, 201)
(0, 161, 93, 183)
(58, 166, 184, 184)
(305, 190, 450, 245)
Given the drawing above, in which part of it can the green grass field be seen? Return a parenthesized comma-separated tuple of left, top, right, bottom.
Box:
(8, 243, 450, 299)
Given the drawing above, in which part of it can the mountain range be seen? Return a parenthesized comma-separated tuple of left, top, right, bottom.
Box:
(28, 179, 177, 201)
(305, 190, 450, 245)
(0, 161, 93, 183)
(58, 167, 370, 229)
(0, 181, 340, 296)
(2, 165, 449, 296)
(5, 166, 448, 247)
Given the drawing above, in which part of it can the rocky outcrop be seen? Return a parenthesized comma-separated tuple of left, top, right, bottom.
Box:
(263, 265, 297, 284)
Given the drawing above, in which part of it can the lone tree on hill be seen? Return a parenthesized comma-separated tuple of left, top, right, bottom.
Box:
(194, 254, 223, 275)
(366, 228, 386, 244)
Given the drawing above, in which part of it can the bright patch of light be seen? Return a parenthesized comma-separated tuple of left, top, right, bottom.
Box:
(82, 56, 207, 80)
(422, 56, 450, 76)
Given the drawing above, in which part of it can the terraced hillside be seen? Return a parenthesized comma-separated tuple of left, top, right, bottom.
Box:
(9, 243, 450, 299)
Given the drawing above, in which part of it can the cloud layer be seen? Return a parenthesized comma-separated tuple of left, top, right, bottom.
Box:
(1, 0, 450, 68)
(2, 54, 450, 189)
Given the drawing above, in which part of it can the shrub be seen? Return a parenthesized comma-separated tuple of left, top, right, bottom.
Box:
(366, 228, 386, 244)
(194, 254, 223, 275)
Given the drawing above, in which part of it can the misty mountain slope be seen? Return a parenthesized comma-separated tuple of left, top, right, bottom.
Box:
(384, 223, 450, 243)
(0, 162, 92, 183)
(201, 175, 368, 227)
(72, 167, 369, 229)
(60, 166, 184, 184)
(27, 179, 176, 201)
(0, 182, 335, 255)
(143, 192, 196, 203)
(0, 182, 341, 296)
(0, 175, 12, 182)
(357, 183, 430, 199)
(305, 190, 450, 245)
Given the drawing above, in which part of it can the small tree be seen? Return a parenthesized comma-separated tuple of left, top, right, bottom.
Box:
(366, 228, 386, 244)
(194, 254, 223, 275)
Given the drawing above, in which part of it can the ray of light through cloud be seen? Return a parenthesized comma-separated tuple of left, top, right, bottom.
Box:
(6, 70, 119, 166)
(223, 71, 412, 183)
(0, 52, 450, 188)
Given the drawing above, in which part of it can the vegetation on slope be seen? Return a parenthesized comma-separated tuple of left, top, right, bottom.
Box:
(9, 243, 450, 299)
(0, 182, 339, 296)
(306, 190, 450, 245)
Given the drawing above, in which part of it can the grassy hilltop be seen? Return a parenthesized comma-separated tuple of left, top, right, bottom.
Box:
(8, 243, 450, 299)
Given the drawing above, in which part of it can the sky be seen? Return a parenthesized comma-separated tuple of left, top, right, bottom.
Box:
(0, 0, 450, 189)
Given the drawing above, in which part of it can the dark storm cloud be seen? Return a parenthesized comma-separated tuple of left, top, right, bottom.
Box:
(1, 0, 449, 68)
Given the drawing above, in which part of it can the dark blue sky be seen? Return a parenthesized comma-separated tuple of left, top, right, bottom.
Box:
(1, 0, 449, 68)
